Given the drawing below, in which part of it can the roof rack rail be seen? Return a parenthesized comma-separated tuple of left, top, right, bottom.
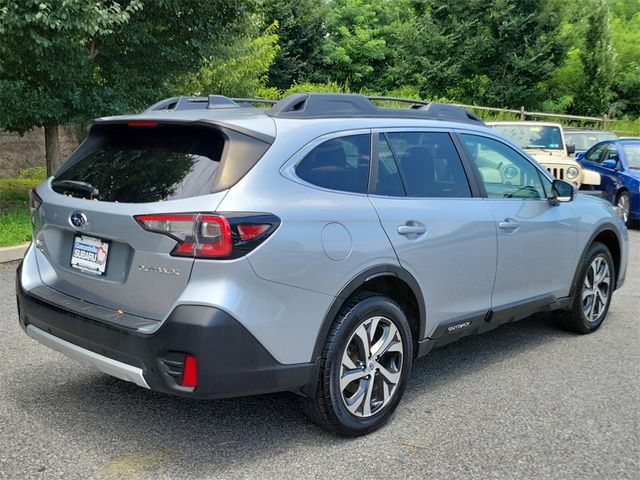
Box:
(145, 95, 278, 113)
(145, 95, 241, 112)
(265, 93, 484, 125)
(231, 98, 278, 106)
(368, 96, 430, 107)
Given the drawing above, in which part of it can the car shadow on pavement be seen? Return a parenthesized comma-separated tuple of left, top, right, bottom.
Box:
(12, 311, 575, 472)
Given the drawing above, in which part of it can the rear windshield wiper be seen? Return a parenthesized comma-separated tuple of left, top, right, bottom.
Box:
(51, 180, 100, 198)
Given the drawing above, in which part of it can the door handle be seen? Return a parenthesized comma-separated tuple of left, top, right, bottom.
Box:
(498, 219, 520, 230)
(397, 223, 427, 236)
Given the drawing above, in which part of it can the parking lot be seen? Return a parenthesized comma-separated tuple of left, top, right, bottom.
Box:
(0, 230, 638, 480)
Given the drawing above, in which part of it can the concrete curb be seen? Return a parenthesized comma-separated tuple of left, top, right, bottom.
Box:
(0, 242, 30, 263)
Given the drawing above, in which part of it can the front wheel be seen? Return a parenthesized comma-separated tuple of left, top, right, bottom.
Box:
(554, 242, 614, 334)
(303, 293, 413, 436)
(616, 190, 631, 227)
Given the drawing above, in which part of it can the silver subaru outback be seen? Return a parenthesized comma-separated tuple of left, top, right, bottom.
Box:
(16, 93, 628, 436)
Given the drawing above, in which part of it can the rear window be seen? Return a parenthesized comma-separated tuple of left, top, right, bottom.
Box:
(566, 132, 618, 151)
(53, 124, 268, 203)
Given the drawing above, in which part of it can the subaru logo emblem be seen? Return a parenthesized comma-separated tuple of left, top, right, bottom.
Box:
(69, 211, 87, 228)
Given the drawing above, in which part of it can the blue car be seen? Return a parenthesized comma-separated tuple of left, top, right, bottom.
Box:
(577, 139, 640, 226)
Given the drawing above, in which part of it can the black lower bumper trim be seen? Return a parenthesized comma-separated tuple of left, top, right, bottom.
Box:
(16, 263, 316, 399)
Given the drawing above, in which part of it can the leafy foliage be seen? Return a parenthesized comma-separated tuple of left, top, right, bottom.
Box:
(1, 0, 639, 149)
(574, 0, 615, 115)
(405, 0, 567, 108)
(263, 0, 330, 88)
(610, 1, 640, 115)
(0, 1, 251, 133)
(176, 21, 280, 98)
(320, 0, 388, 90)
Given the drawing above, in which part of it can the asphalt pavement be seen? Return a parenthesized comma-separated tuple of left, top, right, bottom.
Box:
(0, 231, 638, 479)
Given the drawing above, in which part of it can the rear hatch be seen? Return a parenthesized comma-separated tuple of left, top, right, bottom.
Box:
(32, 121, 271, 321)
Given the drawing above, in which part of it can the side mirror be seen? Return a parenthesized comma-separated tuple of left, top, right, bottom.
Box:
(575, 152, 585, 162)
(602, 159, 617, 169)
(549, 179, 575, 205)
(567, 144, 576, 155)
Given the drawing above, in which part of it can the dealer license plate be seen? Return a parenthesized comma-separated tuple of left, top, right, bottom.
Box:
(70, 235, 110, 275)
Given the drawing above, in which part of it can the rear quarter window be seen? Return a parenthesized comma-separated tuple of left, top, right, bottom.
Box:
(296, 134, 371, 194)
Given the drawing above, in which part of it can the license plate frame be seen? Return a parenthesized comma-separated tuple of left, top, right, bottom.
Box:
(70, 234, 110, 276)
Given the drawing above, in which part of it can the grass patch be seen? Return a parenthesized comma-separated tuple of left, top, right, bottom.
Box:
(0, 207, 31, 247)
(0, 178, 35, 204)
(0, 168, 45, 247)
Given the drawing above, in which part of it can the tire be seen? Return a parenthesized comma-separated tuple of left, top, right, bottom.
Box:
(554, 242, 615, 334)
(303, 293, 413, 436)
(615, 190, 631, 227)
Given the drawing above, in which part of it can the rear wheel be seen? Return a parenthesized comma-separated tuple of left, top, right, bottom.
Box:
(303, 293, 413, 436)
(616, 190, 631, 227)
(555, 242, 614, 334)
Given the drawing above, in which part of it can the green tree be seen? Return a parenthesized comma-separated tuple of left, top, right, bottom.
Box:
(0, 1, 250, 174)
(320, 0, 388, 91)
(574, 0, 615, 115)
(263, 0, 330, 88)
(405, 0, 567, 108)
(177, 21, 280, 98)
(610, 0, 640, 116)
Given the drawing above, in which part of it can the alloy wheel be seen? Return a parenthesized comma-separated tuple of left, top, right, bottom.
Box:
(339, 316, 404, 418)
(616, 193, 630, 224)
(581, 255, 611, 324)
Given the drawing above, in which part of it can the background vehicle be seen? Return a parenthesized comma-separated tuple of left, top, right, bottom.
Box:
(489, 121, 600, 188)
(577, 139, 640, 227)
(17, 94, 628, 436)
(565, 128, 618, 156)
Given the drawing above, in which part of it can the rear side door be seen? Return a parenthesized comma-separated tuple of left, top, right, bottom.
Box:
(457, 133, 577, 309)
(368, 130, 497, 338)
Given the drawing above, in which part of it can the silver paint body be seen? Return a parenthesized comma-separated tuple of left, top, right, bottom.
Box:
(20, 108, 629, 365)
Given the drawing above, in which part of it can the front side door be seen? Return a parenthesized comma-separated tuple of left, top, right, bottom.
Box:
(598, 144, 626, 200)
(368, 130, 497, 338)
(581, 143, 619, 202)
(458, 133, 577, 308)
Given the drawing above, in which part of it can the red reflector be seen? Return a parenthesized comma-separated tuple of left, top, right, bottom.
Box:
(237, 224, 270, 241)
(127, 120, 158, 127)
(173, 242, 195, 255)
(182, 354, 197, 388)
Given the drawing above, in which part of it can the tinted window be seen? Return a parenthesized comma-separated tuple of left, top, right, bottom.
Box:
(585, 144, 605, 163)
(492, 125, 563, 150)
(372, 134, 406, 196)
(462, 134, 546, 199)
(603, 145, 620, 162)
(53, 125, 225, 203)
(566, 132, 618, 151)
(384, 132, 471, 198)
(296, 134, 370, 193)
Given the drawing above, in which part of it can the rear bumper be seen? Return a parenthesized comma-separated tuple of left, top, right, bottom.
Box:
(16, 263, 317, 399)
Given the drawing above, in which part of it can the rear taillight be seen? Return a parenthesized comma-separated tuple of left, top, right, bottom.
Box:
(134, 212, 279, 259)
(29, 189, 42, 225)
